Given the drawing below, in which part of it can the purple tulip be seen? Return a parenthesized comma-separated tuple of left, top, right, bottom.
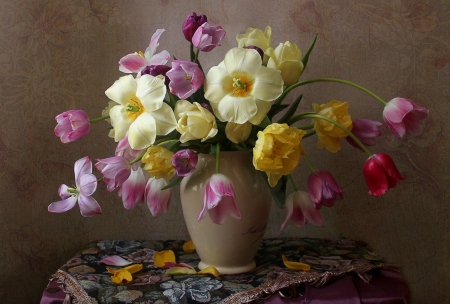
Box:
(95, 156, 131, 192)
(54, 110, 90, 143)
(182, 12, 207, 42)
(192, 22, 226, 52)
(166, 60, 204, 99)
(307, 170, 343, 208)
(346, 119, 382, 151)
(383, 97, 429, 138)
(141, 65, 171, 85)
(172, 149, 198, 177)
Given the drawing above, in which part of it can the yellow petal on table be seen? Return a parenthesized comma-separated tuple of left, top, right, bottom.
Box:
(198, 266, 220, 277)
(106, 264, 143, 284)
(182, 240, 195, 253)
(282, 255, 310, 271)
(164, 267, 197, 276)
(154, 250, 176, 268)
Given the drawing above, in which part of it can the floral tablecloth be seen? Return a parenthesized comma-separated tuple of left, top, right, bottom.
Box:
(41, 238, 408, 304)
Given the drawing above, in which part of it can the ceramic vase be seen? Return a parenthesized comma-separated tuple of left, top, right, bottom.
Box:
(180, 151, 272, 274)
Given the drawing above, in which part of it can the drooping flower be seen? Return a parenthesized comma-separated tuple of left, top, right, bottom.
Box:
(119, 167, 148, 210)
(106, 74, 177, 150)
(225, 122, 252, 144)
(253, 123, 306, 187)
(236, 26, 272, 64)
(174, 100, 218, 143)
(119, 29, 170, 74)
(166, 60, 205, 99)
(383, 97, 429, 138)
(307, 169, 343, 208)
(266, 41, 304, 86)
(107, 264, 143, 285)
(48, 156, 102, 217)
(54, 110, 90, 143)
(115, 135, 145, 170)
(95, 156, 131, 191)
(172, 149, 198, 177)
(279, 191, 324, 231)
(192, 22, 226, 52)
(141, 146, 175, 181)
(145, 177, 171, 217)
(346, 118, 382, 150)
(312, 100, 353, 153)
(182, 12, 208, 42)
(198, 173, 242, 225)
(204, 47, 284, 125)
(363, 153, 406, 197)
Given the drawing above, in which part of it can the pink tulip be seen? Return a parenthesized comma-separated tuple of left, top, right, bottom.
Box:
(192, 22, 226, 52)
(182, 12, 207, 42)
(115, 135, 145, 170)
(119, 29, 170, 73)
(198, 173, 242, 225)
(48, 156, 102, 217)
(119, 167, 148, 210)
(383, 97, 429, 138)
(172, 149, 198, 177)
(166, 60, 204, 99)
(280, 191, 324, 231)
(363, 153, 406, 197)
(346, 119, 382, 150)
(307, 170, 343, 208)
(145, 178, 171, 217)
(54, 110, 90, 143)
(95, 156, 131, 192)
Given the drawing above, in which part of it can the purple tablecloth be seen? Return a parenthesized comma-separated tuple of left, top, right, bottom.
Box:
(41, 238, 409, 304)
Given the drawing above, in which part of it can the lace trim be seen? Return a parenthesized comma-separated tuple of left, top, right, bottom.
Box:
(219, 263, 399, 304)
(49, 270, 98, 304)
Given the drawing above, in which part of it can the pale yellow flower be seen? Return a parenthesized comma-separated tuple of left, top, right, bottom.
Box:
(225, 122, 252, 144)
(253, 123, 306, 187)
(313, 100, 352, 153)
(236, 26, 272, 64)
(174, 100, 218, 143)
(204, 47, 283, 125)
(141, 146, 175, 181)
(266, 42, 304, 86)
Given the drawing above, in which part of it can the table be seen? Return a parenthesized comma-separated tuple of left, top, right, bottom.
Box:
(41, 238, 409, 303)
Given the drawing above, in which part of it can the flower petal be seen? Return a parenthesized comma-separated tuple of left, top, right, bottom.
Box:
(136, 75, 166, 112)
(74, 156, 92, 184)
(217, 95, 257, 124)
(204, 62, 232, 105)
(77, 195, 102, 217)
(154, 250, 176, 268)
(164, 267, 197, 276)
(182, 240, 195, 253)
(99, 255, 132, 266)
(105, 75, 137, 105)
(109, 105, 133, 142)
(198, 266, 220, 277)
(48, 196, 77, 214)
(128, 112, 157, 150)
(282, 255, 310, 271)
(78, 173, 97, 196)
(148, 103, 177, 136)
(251, 66, 284, 101)
(119, 53, 147, 73)
(224, 47, 261, 78)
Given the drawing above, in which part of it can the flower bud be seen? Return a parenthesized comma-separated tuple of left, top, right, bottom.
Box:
(54, 110, 90, 143)
(267, 41, 303, 86)
(182, 12, 207, 42)
(225, 122, 252, 144)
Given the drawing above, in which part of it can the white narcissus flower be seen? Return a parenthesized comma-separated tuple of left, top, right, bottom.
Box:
(106, 74, 177, 150)
(204, 47, 284, 125)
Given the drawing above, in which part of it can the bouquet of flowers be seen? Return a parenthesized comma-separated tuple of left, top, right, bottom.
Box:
(48, 12, 429, 230)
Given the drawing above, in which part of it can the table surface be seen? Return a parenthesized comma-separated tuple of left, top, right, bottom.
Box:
(41, 238, 409, 304)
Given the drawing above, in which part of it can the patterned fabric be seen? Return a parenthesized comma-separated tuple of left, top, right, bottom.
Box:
(46, 238, 399, 303)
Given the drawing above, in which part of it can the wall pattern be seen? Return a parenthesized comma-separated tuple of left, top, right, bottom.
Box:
(0, 0, 448, 303)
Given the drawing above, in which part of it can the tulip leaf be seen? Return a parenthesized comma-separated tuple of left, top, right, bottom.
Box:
(278, 94, 303, 124)
(301, 34, 318, 70)
(162, 175, 183, 190)
(267, 104, 289, 120)
(261, 172, 287, 208)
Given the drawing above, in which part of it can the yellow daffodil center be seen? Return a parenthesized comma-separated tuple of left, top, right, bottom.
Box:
(125, 96, 144, 119)
(231, 74, 253, 97)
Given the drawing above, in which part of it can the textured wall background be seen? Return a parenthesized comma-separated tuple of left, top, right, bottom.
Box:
(0, 0, 448, 303)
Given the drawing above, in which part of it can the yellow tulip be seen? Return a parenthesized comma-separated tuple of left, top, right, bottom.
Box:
(253, 123, 306, 187)
(225, 122, 252, 144)
(236, 26, 272, 64)
(141, 146, 175, 181)
(267, 42, 304, 86)
(312, 100, 353, 153)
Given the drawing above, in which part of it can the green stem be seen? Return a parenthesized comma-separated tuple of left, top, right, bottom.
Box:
(288, 174, 298, 192)
(303, 155, 316, 172)
(156, 139, 179, 147)
(297, 123, 314, 130)
(216, 143, 221, 173)
(275, 78, 387, 106)
(129, 149, 147, 166)
(294, 113, 373, 156)
(89, 115, 110, 123)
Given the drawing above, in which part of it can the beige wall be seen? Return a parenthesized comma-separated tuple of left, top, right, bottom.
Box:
(0, 0, 448, 303)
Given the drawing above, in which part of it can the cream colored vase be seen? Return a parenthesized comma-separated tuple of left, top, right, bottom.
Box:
(180, 151, 272, 274)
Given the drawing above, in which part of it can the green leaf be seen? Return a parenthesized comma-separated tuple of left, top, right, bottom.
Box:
(261, 173, 287, 208)
(267, 104, 289, 120)
(256, 116, 272, 129)
(162, 175, 184, 190)
(278, 94, 303, 124)
(301, 34, 318, 70)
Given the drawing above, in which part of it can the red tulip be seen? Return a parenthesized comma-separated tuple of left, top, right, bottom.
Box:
(363, 153, 406, 196)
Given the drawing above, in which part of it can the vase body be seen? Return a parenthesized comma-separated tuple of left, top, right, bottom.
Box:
(180, 151, 271, 274)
